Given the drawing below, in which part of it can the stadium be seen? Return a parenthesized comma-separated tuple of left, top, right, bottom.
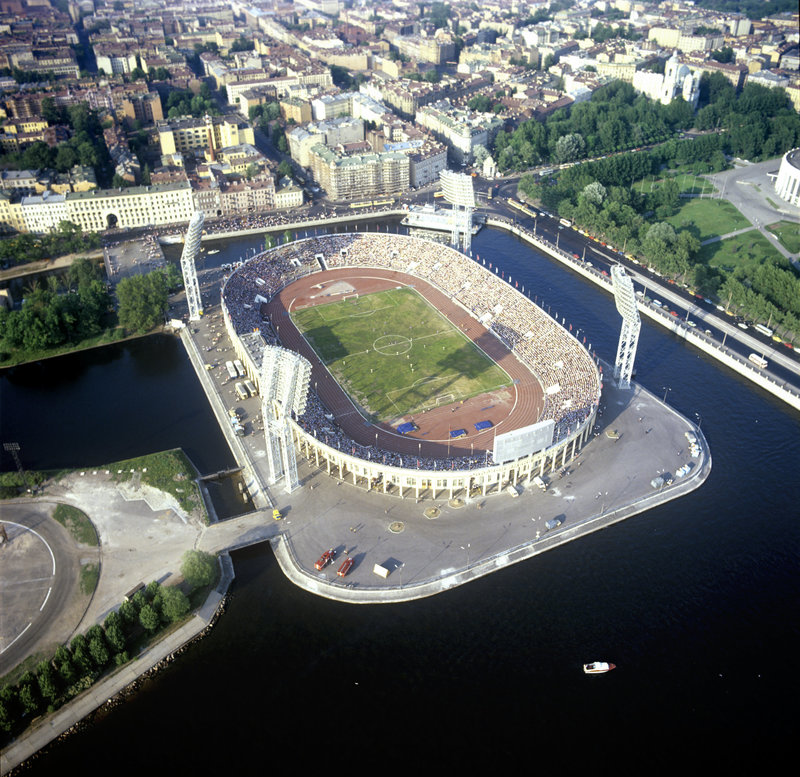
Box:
(220, 232, 602, 500)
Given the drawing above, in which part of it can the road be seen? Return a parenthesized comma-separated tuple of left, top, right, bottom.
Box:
(482, 199, 800, 393)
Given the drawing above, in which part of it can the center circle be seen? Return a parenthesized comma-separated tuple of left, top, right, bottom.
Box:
(373, 334, 412, 356)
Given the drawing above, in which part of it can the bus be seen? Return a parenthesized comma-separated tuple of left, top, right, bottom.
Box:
(243, 379, 257, 397)
(233, 359, 246, 377)
(754, 324, 773, 338)
(235, 382, 249, 400)
(433, 191, 445, 198)
(748, 353, 768, 369)
(559, 218, 572, 228)
(225, 361, 238, 380)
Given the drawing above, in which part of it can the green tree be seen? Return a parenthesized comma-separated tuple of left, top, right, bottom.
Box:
(17, 673, 41, 716)
(116, 269, 170, 333)
(160, 585, 191, 622)
(104, 611, 127, 652)
(0, 686, 17, 733)
(119, 598, 138, 625)
(181, 549, 217, 589)
(139, 603, 160, 633)
(36, 660, 59, 704)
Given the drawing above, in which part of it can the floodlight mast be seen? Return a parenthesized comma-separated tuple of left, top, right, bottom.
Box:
(440, 170, 475, 253)
(260, 345, 312, 493)
(180, 210, 205, 321)
(611, 265, 641, 390)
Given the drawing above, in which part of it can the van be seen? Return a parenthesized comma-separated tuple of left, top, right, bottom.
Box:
(505, 484, 520, 498)
(235, 382, 248, 401)
(545, 518, 562, 530)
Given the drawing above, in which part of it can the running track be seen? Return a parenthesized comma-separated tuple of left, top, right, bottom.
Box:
(267, 268, 545, 460)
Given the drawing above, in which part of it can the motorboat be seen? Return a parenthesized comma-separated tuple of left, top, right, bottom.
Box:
(583, 662, 616, 674)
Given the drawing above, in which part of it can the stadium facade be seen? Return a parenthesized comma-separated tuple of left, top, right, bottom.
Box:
(220, 233, 602, 499)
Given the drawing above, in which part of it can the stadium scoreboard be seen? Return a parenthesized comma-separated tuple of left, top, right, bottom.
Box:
(493, 420, 555, 463)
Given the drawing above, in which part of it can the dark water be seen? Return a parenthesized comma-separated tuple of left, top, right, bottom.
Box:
(4, 226, 799, 771)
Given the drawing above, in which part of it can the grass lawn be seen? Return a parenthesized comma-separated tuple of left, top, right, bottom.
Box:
(664, 198, 751, 242)
(634, 171, 717, 196)
(292, 287, 510, 422)
(696, 230, 788, 273)
(766, 221, 800, 254)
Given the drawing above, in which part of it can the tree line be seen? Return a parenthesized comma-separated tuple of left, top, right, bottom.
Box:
(0, 221, 101, 268)
(0, 256, 182, 363)
(0, 550, 218, 743)
(0, 256, 111, 359)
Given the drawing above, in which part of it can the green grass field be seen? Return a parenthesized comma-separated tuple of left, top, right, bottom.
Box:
(292, 287, 510, 422)
(664, 198, 751, 242)
(696, 229, 788, 273)
(766, 221, 800, 254)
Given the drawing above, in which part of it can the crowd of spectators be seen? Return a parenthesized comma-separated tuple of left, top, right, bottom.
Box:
(220, 232, 601, 472)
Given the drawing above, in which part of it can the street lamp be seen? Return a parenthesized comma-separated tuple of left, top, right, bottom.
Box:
(695, 412, 702, 430)
(662, 386, 671, 403)
(460, 543, 471, 566)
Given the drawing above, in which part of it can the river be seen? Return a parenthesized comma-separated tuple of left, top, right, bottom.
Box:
(2, 223, 798, 772)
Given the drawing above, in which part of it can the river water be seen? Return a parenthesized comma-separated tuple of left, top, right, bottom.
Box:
(2, 224, 798, 772)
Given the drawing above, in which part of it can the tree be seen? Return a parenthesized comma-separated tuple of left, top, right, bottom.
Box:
(36, 660, 59, 704)
(116, 269, 170, 333)
(181, 549, 217, 589)
(139, 603, 160, 633)
(119, 598, 138, 625)
(473, 144, 489, 167)
(160, 586, 191, 622)
(104, 611, 127, 652)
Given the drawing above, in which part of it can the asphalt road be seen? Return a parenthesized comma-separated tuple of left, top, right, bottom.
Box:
(0, 502, 87, 676)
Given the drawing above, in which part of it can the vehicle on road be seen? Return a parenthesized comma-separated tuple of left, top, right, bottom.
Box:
(337, 557, 354, 577)
(748, 353, 768, 369)
(315, 548, 335, 570)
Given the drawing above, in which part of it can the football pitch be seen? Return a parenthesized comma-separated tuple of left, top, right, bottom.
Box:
(291, 287, 510, 422)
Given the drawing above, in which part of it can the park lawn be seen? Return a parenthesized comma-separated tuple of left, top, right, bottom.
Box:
(696, 229, 788, 274)
(633, 171, 716, 196)
(766, 221, 800, 254)
(292, 287, 510, 422)
(663, 197, 751, 242)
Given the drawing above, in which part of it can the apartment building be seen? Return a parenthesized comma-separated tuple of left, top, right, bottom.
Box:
(415, 100, 503, 165)
(309, 145, 408, 200)
(6, 182, 196, 234)
(156, 115, 255, 157)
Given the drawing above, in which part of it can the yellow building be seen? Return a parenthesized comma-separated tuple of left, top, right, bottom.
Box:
(157, 115, 255, 157)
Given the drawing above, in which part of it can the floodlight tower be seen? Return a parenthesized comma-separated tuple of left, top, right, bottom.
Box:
(260, 345, 312, 492)
(440, 170, 475, 253)
(180, 210, 204, 321)
(611, 265, 641, 390)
